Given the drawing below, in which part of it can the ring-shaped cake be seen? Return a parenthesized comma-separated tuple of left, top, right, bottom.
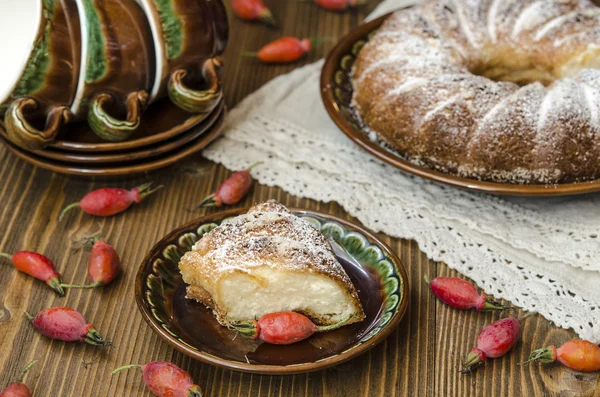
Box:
(352, 0, 600, 184)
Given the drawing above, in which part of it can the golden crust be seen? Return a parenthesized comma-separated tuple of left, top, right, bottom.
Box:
(352, 0, 600, 184)
(179, 201, 366, 326)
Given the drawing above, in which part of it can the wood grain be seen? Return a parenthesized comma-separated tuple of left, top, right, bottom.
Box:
(1, 0, 600, 396)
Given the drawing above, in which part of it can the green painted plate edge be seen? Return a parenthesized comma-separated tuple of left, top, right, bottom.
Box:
(135, 208, 409, 374)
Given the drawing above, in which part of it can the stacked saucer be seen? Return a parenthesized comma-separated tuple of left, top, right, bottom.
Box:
(0, 0, 228, 176)
(0, 99, 225, 176)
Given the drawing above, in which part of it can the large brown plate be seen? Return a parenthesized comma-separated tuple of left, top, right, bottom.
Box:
(0, 107, 225, 176)
(16, 100, 224, 165)
(320, 14, 600, 196)
(135, 208, 409, 374)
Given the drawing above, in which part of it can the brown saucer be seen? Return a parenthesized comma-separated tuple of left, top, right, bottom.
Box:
(320, 13, 600, 196)
(26, 100, 223, 164)
(45, 97, 218, 153)
(0, 107, 225, 176)
(136, 208, 409, 374)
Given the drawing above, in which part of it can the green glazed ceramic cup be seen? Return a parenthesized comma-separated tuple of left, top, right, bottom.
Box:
(2, 0, 81, 151)
(71, 0, 155, 142)
(138, 0, 228, 113)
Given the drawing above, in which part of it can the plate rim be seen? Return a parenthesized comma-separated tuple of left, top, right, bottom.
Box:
(46, 98, 224, 153)
(320, 13, 600, 197)
(23, 100, 225, 164)
(0, 106, 226, 176)
(134, 207, 410, 375)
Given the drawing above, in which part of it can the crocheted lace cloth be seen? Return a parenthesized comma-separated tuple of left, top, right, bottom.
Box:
(204, 0, 600, 342)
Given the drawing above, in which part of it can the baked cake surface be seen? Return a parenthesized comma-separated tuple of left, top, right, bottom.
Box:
(352, 0, 600, 184)
(179, 201, 366, 326)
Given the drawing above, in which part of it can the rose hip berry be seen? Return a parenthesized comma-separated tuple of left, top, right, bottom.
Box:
(313, 0, 365, 11)
(244, 37, 314, 63)
(59, 182, 162, 221)
(427, 276, 509, 311)
(61, 238, 120, 289)
(0, 360, 37, 397)
(197, 163, 262, 208)
(232, 0, 276, 26)
(528, 340, 600, 372)
(26, 307, 109, 346)
(462, 317, 521, 373)
(0, 251, 65, 296)
(232, 311, 352, 345)
(112, 361, 202, 397)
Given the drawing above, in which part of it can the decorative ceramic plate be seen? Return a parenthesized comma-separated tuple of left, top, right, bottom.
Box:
(320, 13, 600, 196)
(135, 208, 409, 375)
(23, 100, 224, 165)
(0, 106, 225, 177)
(49, 97, 220, 153)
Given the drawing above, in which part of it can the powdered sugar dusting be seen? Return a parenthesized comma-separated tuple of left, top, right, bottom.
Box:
(512, 1, 552, 38)
(351, 0, 600, 184)
(388, 78, 429, 96)
(583, 84, 600, 127)
(536, 11, 584, 41)
(450, 0, 482, 48)
(536, 88, 554, 132)
(487, 0, 501, 42)
(421, 94, 463, 121)
(183, 201, 355, 286)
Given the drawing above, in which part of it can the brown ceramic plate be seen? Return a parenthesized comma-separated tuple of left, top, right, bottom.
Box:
(22, 100, 223, 165)
(0, 107, 225, 176)
(136, 208, 409, 374)
(47, 97, 218, 153)
(320, 14, 600, 196)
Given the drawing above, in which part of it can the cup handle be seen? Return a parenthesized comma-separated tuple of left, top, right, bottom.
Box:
(168, 57, 223, 114)
(88, 91, 149, 142)
(4, 97, 72, 150)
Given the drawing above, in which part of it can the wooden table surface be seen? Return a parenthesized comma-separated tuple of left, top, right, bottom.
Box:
(1, 1, 599, 396)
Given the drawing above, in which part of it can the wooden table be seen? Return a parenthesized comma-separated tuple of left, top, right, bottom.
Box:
(1, 1, 599, 396)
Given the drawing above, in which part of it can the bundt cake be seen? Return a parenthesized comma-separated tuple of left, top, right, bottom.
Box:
(352, 0, 600, 184)
(178, 201, 366, 327)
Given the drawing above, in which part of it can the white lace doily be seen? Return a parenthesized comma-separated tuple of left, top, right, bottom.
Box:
(204, 0, 600, 342)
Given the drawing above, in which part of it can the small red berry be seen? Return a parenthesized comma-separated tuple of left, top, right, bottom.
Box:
(0, 251, 65, 296)
(112, 362, 203, 397)
(244, 38, 314, 64)
(26, 307, 109, 346)
(232, 0, 276, 26)
(232, 311, 353, 345)
(313, 0, 366, 11)
(0, 360, 37, 397)
(528, 340, 600, 372)
(197, 163, 262, 208)
(59, 183, 162, 221)
(61, 238, 121, 289)
(427, 276, 509, 311)
(462, 317, 521, 373)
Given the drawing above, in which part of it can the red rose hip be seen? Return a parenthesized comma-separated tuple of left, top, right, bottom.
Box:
(26, 307, 109, 346)
(528, 340, 600, 372)
(112, 361, 203, 397)
(244, 38, 314, 64)
(59, 182, 162, 220)
(0, 360, 37, 397)
(197, 163, 262, 208)
(462, 317, 521, 373)
(427, 276, 509, 311)
(0, 251, 65, 296)
(232, 0, 275, 26)
(233, 311, 352, 345)
(314, 0, 365, 11)
(61, 238, 121, 289)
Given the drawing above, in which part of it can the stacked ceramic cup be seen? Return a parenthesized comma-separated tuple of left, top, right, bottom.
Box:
(0, 0, 228, 176)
